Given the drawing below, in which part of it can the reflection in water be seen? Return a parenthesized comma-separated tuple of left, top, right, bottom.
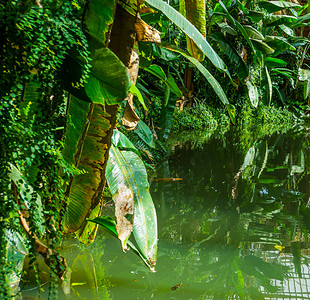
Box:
(20, 128, 310, 299)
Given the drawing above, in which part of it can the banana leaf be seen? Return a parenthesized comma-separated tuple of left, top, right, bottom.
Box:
(251, 39, 274, 55)
(217, 22, 237, 36)
(258, 1, 301, 13)
(211, 32, 248, 81)
(129, 83, 148, 110)
(106, 141, 157, 266)
(84, 0, 116, 47)
(265, 57, 287, 68)
(265, 66, 272, 106)
(62, 96, 115, 235)
(145, 0, 229, 74)
(265, 15, 297, 27)
(160, 44, 236, 123)
(89, 216, 155, 271)
(143, 64, 183, 97)
(243, 25, 264, 40)
(246, 81, 259, 108)
(159, 88, 178, 140)
(134, 120, 156, 149)
(85, 47, 131, 105)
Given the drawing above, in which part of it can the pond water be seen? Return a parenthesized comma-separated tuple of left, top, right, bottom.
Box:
(20, 127, 310, 300)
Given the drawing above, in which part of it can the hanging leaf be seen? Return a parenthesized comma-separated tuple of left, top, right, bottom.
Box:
(62, 96, 116, 235)
(145, 0, 229, 74)
(246, 81, 259, 108)
(129, 83, 148, 110)
(144, 64, 167, 81)
(167, 72, 183, 98)
(144, 64, 182, 97)
(265, 57, 287, 68)
(265, 66, 272, 106)
(251, 39, 274, 54)
(84, 47, 131, 105)
(112, 130, 139, 154)
(106, 144, 158, 266)
(9, 165, 45, 235)
(135, 120, 156, 148)
(84, 0, 116, 46)
(89, 216, 155, 271)
(160, 44, 236, 123)
(159, 90, 178, 140)
(258, 1, 301, 13)
(211, 32, 248, 81)
(243, 25, 264, 40)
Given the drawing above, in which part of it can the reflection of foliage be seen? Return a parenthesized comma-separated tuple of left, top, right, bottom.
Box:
(151, 129, 310, 299)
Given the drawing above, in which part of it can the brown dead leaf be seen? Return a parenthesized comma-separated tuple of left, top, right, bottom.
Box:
(122, 100, 140, 130)
(115, 183, 134, 251)
(135, 17, 161, 43)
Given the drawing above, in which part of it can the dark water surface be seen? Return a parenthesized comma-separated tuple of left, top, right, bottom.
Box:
(21, 128, 310, 299)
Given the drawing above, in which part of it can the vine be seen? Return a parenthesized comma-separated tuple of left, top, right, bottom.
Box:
(0, 1, 90, 298)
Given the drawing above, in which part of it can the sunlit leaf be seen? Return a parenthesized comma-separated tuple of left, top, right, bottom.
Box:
(129, 83, 148, 110)
(145, 0, 229, 73)
(134, 120, 156, 148)
(85, 47, 131, 105)
(243, 25, 264, 40)
(106, 144, 157, 266)
(258, 1, 301, 13)
(246, 81, 259, 108)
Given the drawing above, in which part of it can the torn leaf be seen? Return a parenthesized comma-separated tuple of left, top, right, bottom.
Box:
(115, 183, 134, 251)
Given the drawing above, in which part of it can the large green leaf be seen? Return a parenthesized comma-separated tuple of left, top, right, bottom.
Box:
(211, 32, 248, 81)
(258, 1, 301, 13)
(143, 64, 182, 97)
(160, 44, 236, 123)
(265, 15, 297, 27)
(265, 66, 272, 106)
(134, 120, 156, 149)
(106, 143, 157, 266)
(85, 47, 131, 105)
(265, 57, 287, 68)
(62, 96, 114, 234)
(243, 25, 264, 40)
(84, 0, 116, 47)
(145, 0, 229, 73)
(246, 81, 259, 108)
(159, 90, 178, 140)
(265, 36, 296, 53)
(129, 83, 148, 110)
(90, 216, 155, 271)
(251, 39, 274, 54)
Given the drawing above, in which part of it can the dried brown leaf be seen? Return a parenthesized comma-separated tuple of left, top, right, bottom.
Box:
(115, 183, 134, 251)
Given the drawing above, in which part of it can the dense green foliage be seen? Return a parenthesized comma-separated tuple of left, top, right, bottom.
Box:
(1, 0, 309, 298)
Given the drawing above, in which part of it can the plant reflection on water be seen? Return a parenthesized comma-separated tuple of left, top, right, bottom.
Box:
(20, 127, 310, 299)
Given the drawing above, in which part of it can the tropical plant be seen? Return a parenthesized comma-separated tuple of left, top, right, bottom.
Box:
(208, 0, 310, 108)
(0, 0, 238, 297)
